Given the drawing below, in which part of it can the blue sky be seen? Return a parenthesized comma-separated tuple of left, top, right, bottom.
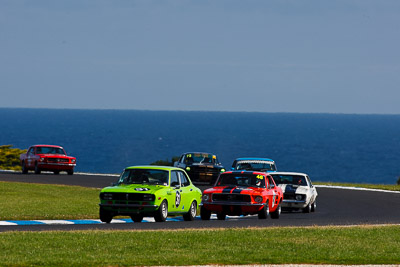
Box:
(1, 0, 400, 114)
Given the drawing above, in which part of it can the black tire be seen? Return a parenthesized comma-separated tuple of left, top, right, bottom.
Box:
(53, 171, 60, 175)
(311, 200, 317, 212)
(21, 161, 28, 174)
(34, 163, 41, 174)
(154, 200, 168, 222)
(303, 202, 311, 213)
(270, 203, 281, 219)
(217, 213, 226, 220)
(258, 202, 269, 219)
(99, 208, 113, 223)
(183, 201, 197, 221)
(67, 170, 74, 175)
(200, 206, 211, 220)
(131, 214, 144, 223)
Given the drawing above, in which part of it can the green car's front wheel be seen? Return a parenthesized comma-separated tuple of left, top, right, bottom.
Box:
(99, 208, 113, 223)
(131, 214, 144, 223)
(183, 201, 197, 221)
(154, 200, 168, 222)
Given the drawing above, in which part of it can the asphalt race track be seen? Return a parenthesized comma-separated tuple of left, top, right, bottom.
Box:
(1, 171, 400, 232)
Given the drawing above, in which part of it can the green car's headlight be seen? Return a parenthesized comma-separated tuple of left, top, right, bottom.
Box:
(143, 194, 155, 201)
(102, 193, 113, 200)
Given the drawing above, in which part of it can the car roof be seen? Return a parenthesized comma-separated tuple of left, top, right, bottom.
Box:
(124, 165, 184, 171)
(33, 144, 63, 148)
(270, 171, 308, 176)
(234, 157, 275, 162)
(183, 152, 216, 156)
(224, 170, 271, 176)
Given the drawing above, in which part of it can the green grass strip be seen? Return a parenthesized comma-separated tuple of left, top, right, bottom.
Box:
(0, 181, 100, 220)
(0, 226, 399, 265)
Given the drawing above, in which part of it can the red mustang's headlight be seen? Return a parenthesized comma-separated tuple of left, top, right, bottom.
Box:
(202, 194, 210, 202)
(39, 157, 45, 162)
(254, 196, 263, 203)
(71, 159, 76, 163)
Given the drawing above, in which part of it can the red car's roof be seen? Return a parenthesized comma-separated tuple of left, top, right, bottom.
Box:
(32, 144, 63, 148)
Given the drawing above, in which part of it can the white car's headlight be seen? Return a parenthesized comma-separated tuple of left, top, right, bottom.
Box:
(295, 194, 305, 201)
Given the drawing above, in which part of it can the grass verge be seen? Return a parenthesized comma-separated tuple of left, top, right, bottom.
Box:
(1, 226, 400, 265)
(0, 181, 100, 220)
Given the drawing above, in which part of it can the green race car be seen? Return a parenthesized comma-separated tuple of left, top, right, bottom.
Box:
(99, 166, 202, 223)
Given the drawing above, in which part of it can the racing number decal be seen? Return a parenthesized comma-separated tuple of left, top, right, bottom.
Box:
(271, 191, 276, 208)
(175, 190, 181, 207)
(256, 175, 263, 179)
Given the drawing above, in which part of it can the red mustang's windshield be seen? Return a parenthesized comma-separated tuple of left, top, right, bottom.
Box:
(216, 173, 266, 188)
(36, 146, 65, 155)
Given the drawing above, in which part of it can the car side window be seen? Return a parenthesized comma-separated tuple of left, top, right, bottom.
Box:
(170, 171, 180, 187)
(267, 176, 275, 189)
(306, 176, 313, 187)
(28, 148, 34, 155)
(178, 171, 190, 187)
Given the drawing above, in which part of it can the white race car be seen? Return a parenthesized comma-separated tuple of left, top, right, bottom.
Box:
(270, 172, 317, 213)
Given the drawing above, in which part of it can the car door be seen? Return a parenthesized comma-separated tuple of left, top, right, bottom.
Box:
(168, 171, 182, 212)
(306, 175, 317, 201)
(26, 147, 35, 168)
(177, 171, 193, 212)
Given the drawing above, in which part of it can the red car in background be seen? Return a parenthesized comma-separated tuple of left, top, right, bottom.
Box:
(200, 171, 283, 220)
(20, 145, 76, 175)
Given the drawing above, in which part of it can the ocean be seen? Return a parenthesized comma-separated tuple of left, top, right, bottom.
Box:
(1, 108, 399, 184)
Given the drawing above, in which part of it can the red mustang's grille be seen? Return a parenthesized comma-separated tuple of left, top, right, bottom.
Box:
(47, 158, 69, 163)
(212, 193, 251, 202)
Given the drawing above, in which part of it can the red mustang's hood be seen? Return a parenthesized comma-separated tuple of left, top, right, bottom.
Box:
(204, 186, 265, 195)
(38, 154, 75, 159)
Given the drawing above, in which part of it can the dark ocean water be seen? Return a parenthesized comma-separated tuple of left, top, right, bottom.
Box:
(1, 108, 399, 184)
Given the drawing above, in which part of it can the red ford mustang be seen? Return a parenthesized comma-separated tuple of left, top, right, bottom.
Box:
(20, 145, 76, 175)
(200, 171, 283, 220)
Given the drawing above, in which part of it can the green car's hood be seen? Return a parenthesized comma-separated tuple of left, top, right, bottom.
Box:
(101, 183, 166, 194)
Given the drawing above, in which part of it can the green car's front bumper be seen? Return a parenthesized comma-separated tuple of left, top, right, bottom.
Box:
(99, 202, 159, 215)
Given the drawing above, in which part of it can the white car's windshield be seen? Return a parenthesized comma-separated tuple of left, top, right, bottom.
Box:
(272, 175, 307, 186)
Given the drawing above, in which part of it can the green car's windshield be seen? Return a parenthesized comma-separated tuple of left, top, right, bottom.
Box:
(118, 169, 169, 186)
(216, 173, 266, 188)
(235, 161, 276, 171)
(271, 175, 307, 186)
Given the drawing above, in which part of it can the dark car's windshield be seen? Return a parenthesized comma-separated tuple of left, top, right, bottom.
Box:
(271, 175, 307, 186)
(216, 173, 266, 188)
(184, 153, 215, 164)
(235, 161, 276, 171)
(36, 147, 65, 155)
(118, 169, 169, 186)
